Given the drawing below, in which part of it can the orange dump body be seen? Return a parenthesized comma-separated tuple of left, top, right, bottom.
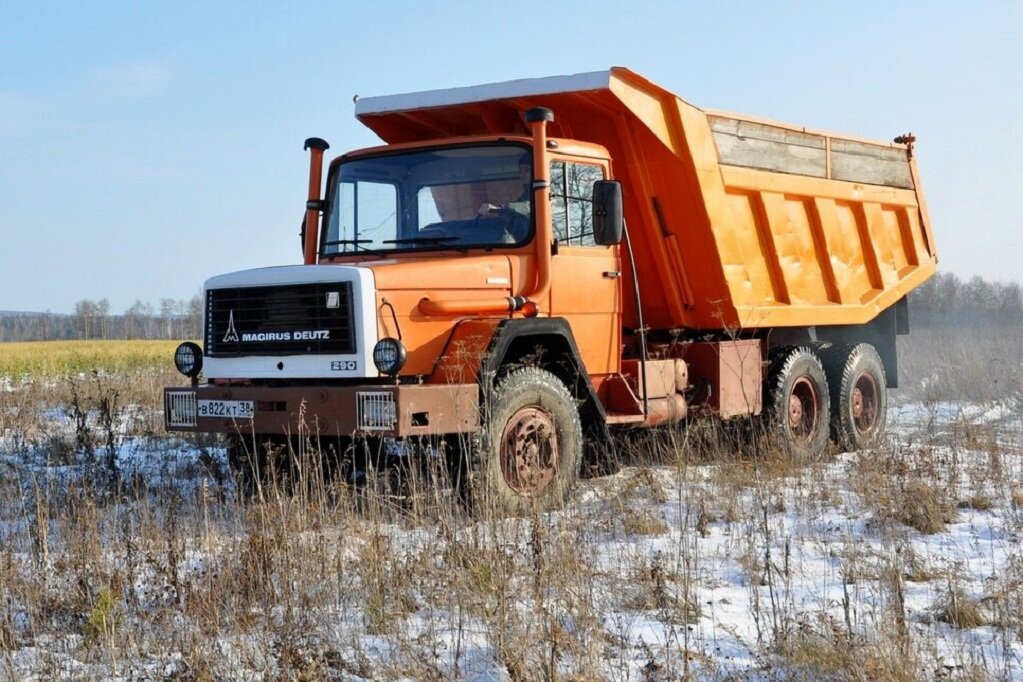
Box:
(356, 67, 936, 332)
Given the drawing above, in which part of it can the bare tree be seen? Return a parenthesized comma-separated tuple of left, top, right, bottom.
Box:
(124, 300, 144, 339)
(186, 295, 203, 340)
(74, 299, 97, 339)
(159, 299, 178, 340)
(96, 298, 111, 339)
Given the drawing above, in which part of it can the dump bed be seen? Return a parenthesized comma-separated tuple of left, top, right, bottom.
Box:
(355, 68, 937, 331)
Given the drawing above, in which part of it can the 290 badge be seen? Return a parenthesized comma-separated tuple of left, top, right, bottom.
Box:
(330, 360, 358, 371)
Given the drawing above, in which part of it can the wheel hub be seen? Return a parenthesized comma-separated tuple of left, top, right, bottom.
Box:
(500, 406, 558, 496)
(788, 394, 803, 424)
(788, 376, 819, 443)
(852, 372, 879, 434)
(852, 388, 864, 417)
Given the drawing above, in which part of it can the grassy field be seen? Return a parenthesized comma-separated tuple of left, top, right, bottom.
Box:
(0, 341, 189, 448)
(0, 339, 183, 378)
(0, 333, 1022, 678)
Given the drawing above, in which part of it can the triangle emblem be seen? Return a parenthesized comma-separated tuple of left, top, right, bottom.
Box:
(223, 310, 240, 343)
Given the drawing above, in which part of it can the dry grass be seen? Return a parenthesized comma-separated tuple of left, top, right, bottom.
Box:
(774, 612, 918, 682)
(0, 339, 193, 466)
(0, 435, 1015, 679)
(0, 331, 1021, 678)
(890, 480, 954, 534)
(935, 585, 988, 629)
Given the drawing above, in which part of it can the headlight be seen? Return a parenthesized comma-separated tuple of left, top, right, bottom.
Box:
(174, 342, 203, 378)
(372, 338, 406, 375)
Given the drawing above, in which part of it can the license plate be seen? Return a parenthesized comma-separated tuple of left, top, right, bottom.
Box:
(197, 400, 254, 419)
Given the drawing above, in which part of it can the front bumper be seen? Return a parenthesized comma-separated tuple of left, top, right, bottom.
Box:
(164, 383, 479, 437)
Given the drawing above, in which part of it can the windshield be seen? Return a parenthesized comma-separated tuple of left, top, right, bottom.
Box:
(321, 144, 533, 255)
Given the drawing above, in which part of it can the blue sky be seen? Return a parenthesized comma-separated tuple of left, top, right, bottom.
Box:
(1, 1, 1020, 313)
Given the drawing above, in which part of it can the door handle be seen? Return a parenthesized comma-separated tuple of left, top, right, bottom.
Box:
(602, 271, 621, 279)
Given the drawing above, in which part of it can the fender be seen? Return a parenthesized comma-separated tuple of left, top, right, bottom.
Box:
(481, 317, 606, 423)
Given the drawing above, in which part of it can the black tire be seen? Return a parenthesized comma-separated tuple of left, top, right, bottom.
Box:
(226, 433, 261, 499)
(820, 343, 887, 450)
(226, 433, 289, 499)
(465, 367, 583, 515)
(766, 347, 831, 460)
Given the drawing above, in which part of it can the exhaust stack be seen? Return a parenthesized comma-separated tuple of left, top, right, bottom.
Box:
(303, 137, 330, 265)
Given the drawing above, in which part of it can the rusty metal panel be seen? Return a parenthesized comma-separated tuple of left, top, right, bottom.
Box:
(621, 358, 677, 400)
(681, 340, 762, 418)
(164, 383, 479, 437)
(397, 384, 479, 435)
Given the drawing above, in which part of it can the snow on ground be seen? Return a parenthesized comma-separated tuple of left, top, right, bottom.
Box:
(2, 395, 1023, 679)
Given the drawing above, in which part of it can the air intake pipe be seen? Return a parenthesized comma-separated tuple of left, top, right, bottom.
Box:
(303, 137, 330, 265)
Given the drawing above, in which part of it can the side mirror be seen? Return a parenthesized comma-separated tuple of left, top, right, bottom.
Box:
(299, 215, 307, 254)
(592, 180, 623, 246)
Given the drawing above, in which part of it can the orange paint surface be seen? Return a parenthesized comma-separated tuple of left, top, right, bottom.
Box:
(354, 67, 935, 334)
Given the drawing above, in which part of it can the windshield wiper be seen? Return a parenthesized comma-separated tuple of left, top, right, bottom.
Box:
(320, 239, 385, 259)
(383, 236, 460, 245)
(324, 239, 372, 247)
(383, 236, 468, 252)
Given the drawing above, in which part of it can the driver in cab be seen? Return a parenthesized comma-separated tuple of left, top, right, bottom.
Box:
(478, 157, 532, 223)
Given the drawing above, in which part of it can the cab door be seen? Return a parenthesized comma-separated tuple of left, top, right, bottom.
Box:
(548, 158, 622, 387)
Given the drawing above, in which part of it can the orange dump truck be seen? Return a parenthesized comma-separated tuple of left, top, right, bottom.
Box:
(164, 68, 936, 511)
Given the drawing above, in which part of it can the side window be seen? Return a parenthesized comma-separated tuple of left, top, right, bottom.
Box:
(550, 161, 604, 246)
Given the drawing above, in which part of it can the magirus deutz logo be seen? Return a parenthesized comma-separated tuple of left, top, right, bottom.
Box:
(223, 310, 240, 343)
(222, 310, 330, 343)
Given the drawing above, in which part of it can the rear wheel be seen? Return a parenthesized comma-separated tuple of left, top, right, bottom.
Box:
(821, 343, 887, 450)
(766, 347, 831, 459)
(465, 367, 583, 515)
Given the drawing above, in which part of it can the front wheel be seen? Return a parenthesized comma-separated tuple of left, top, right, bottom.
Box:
(226, 433, 294, 499)
(465, 367, 583, 515)
(226, 433, 267, 499)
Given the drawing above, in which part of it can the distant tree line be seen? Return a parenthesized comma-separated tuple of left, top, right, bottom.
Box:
(909, 272, 1023, 328)
(0, 272, 1017, 342)
(0, 296, 202, 342)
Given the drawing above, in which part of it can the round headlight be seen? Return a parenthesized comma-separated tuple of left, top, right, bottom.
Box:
(372, 338, 406, 375)
(174, 342, 203, 378)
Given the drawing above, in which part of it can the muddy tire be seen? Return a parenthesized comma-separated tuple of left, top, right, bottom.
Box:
(821, 343, 887, 451)
(766, 347, 831, 460)
(465, 367, 583, 515)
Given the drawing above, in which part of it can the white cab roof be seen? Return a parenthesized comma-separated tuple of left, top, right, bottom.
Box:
(354, 70, 614, 117)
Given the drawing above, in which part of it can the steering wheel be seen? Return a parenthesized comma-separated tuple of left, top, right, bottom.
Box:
(471, 210, 521, 244)
(488, 208, 528, 243)
(418, 226, 450, 239)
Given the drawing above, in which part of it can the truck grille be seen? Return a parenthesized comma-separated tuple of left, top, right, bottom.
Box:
(205, 282, 356, 356)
